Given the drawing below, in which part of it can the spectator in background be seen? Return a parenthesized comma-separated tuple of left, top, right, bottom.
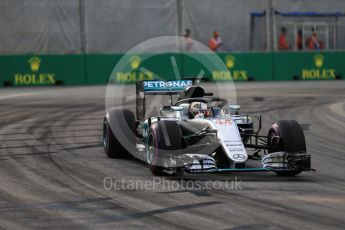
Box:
(307, 28, 322, 50)
(184, 29, 193, 51)
(296, 29, 303, 50)
(208, 31, 223, 52)
(278, 27, 290, 50)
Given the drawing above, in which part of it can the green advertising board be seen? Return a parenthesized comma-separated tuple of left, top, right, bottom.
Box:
(0, 54, 86, 86)
(92, 52, 273, 84)
(274, 52, 345, 81)
(111, 53, 183, 83)
(182, 53, 273, 81)
(86, 53, 183, 84)
(86, 54, 123, 85)
(0, 52, 343, 87)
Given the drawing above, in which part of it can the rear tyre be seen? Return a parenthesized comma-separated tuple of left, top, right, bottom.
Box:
(268, 120, 307, 176)
(147, 120, 183, 176)
(103, 109, 136, 158)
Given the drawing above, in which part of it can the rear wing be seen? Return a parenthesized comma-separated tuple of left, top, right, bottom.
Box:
(142, 80, 193, 95)
(136, 80, 193, 120)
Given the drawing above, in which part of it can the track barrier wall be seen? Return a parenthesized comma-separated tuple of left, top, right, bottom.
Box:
(0, 52, 343, 86)
(273, 52, 345, 81)
(0, 55, 86, 86)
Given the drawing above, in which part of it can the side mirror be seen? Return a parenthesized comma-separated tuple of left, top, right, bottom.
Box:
(160, 106, 171, 116)
(229, 105, 240, 115)
(207, 128, 218, 134)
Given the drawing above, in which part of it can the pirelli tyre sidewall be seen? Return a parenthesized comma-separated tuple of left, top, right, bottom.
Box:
(103, 109, 136, 158)
(147, 120, 183, 176)
(268, 120, 307, 176)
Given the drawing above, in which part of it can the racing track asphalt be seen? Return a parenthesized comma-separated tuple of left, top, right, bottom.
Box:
(0, 81, 344, 230)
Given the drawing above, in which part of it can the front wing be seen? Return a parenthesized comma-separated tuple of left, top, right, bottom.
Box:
(176, 151, 312, 174)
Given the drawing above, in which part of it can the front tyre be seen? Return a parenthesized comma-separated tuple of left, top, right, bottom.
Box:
(268, 120, 307, 176)
(147, 120, 183, 176)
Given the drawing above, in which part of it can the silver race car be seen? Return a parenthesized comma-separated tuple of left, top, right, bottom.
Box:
(103, 80, 311, 177)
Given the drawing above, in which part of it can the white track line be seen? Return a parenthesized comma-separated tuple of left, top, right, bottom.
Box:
(329, 101, 345, 118)
(0, 92, 40, 100)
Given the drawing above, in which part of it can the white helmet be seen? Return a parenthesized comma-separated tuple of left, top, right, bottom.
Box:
(190, 102, 211, 118)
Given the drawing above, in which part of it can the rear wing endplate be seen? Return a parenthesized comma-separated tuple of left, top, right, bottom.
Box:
(135, 80, 193, 120)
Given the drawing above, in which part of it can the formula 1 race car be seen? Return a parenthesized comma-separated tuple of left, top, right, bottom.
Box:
(103, 80, 311, 177)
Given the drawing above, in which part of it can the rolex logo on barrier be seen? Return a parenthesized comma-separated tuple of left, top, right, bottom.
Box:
(115, 55, 154, 83)
(314, 54, 324, 68)
(212, 55, 248, 81)
(225, 55, 235, 69)
(29, 57, 41, 72)
(14, 56, 56, 85)
(301, 54, 335, 80)
(130, 55, 141, 70)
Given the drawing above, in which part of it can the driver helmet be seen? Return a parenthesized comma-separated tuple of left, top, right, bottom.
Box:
(190, 102, 211, 118)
